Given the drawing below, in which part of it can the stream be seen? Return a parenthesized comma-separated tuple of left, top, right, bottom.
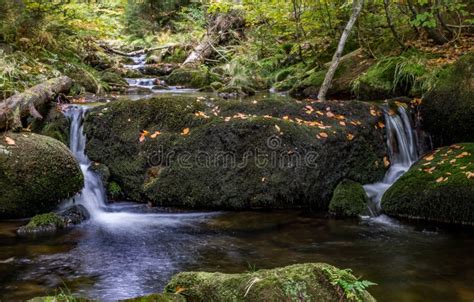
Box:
(0, 57, 473, 302)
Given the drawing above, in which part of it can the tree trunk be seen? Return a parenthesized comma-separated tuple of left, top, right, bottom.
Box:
(318, 0, 364, 101)
(384, 0, 405, 49)
(0, 76, 72, 131)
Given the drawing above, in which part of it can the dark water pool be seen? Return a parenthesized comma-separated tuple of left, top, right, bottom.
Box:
(1, 206, 473, 301)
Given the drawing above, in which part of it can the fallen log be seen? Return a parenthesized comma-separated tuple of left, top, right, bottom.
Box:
(183, 10, 245, 67)
(0, 76, 72, 131)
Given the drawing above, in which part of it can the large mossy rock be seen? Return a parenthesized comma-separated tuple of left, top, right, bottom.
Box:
(289, 49, 374, 99)
(0, 133, 83, 218)
(84, 96, 387, 209)
(420, 52, 474, 146)
(165, 67, 220, 88)
(329, 179, 369, 217)
(164, 263, 376, 302)
(382, 143, 474, 225)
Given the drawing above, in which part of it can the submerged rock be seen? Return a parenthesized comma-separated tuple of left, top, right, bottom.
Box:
(84, 96, 387, 209)
(329, 179, 369, 217)
(382, 143, 474, 225)
(420, 52, 474, 146)
(0, 133, 84, 218)
(164, 263, 376, 302)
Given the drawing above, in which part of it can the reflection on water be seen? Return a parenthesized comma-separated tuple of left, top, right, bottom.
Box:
(1, 208, 473, 301)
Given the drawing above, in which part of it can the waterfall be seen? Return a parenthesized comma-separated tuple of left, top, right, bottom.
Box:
(64, 106, 108, 218)
(364, 106, 420, 216)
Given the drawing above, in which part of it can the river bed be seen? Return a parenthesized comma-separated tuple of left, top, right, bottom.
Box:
(1, 206, 474, 301)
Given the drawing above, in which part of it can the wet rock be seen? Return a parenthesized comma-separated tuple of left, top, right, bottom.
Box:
(420, 52, 474, 146)
(139, 63, 178, 76)
(0, 133, 83, 218)
(84, 96, 387, 209)
(382, 143, 474, 225)
(127, 87, 153, 95)
(217, 85, 256, 98)
(164, 263, 376, 302)
(329, 179, 369, 217)
(165, 67, 220, 88)
(60, 204, 90, 226)
(120, 293, 185, 302)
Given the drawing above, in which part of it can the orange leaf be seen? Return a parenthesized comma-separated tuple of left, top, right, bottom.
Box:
(347, 133, 354, 141)
(282, 116, 289, 120)
(181, 128, 190, 136)
(175, 287, 186, 294)
(424, 155, 434, 161)
(377, 121, 385, 128)
(319, 132, 328, 138)
(326, 112, 335, 118)
(339, 121, 346, 126)
(4, 136, 15, 145)
(383, 156, 390, 167)
(435, 177, 444, 183)
(370, 109, 377, 116)
(150, 131, 161, 139)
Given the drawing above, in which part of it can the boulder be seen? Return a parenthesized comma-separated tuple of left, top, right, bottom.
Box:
(138, 64, 178, 76)
(165, 68, 220, 88)
(382, 143, 474, 225)
(84, 96, 387, 209)
(420, 52, 474, 146)
(0, 133, 83, 218)
(329, 179, 369, 217)
(164, 263, 376, 302)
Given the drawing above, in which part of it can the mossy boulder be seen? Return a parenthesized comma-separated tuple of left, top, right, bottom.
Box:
(17, 212, 65, 234)
(31, 103, 71, 145)
(420, 52, 474, 146)
(0, 133, 83, 218)
(382, 143, 474, 225)
(139, 64, 178, 76)
(120, 293, 185, 302)
(165, 68, 220, 88)
(329, 179, 369, 217)
(164, 263, 376, 302)
(353, 51, 428, 101)
(84, 96, 387, 209)
(101, 71, 128, 87)
(289, 49, 374, 99)
(217, 85, 256, 98)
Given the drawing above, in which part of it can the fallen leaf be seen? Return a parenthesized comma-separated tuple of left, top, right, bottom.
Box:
(181, 128, 190, 136)
(275, 125, 281, 132)
(175, 287, 186, 294)
(326, 112, 335, 118)
(377, 121, 385, 128)
(436, 177, 444, 183)
(4, 137, 15, 145)
(370, 109, 377, 116)
(319, 132, 328, 138)
(424, 155, 435, 161)
(383, 156, 390, 167)
(224, 117, 231, 122)
(466, 172, 474, 179)
(282, 116, 289, 120)
(347, 133, 354, 141)
(339, 121, 346, 126)
(150, 131, 161, 139)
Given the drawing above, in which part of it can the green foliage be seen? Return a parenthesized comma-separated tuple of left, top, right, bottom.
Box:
(26, 213, 65, 229)
(108, 181, 123, 200)
(322, 267, 377, 302)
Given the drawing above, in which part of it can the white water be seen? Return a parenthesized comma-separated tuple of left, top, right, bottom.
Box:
(364, 106, 420, 217)
(64, 105, 218, 229)
(123, 54, 146, 69)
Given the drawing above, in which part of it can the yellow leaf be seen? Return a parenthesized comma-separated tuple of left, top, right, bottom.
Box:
(319, 132, 328, 138)
(175, 287, 186, 294)
(370, 109, 377, 116)
(377, 121, 385, 128)
(326, 112, 335, 118)
(150, 131, 161, 139)
(224, 117, 231, 122)
(383, 156, 390, 167)
(275, 125, 281, 132)
(466, 172, 474, 179)
(339, 121, 346, 126)
(283, 116, 289, 120)
(424, 155, 434, 161)
(347, 133, 354, 141)
(181, 128, 190, 136)
(435, 177, 444, 183)
(4, 136, 15, 145)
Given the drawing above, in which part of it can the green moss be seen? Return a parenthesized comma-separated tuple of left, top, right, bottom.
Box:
(165, 67, 220, 88)
(164, 263, 376, 302)
(329, 179, 369, 217)
(382, 143, 474, 224)
(26, 213, 65, 229)
(108, 181, 122, 200)
(353, 50, 429, 100)
(84, 96, 387, 209)
(0, 133, 84, 218)
(420, 52, 474, 146)
(120, 293, 185, 302)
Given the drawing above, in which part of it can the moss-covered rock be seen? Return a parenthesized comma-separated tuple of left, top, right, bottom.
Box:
(139, 64, 178, 76)
(217, 85, 256, 98)
(329, 179, 369, 217)
(101, 71, 128, 87)
(353, 51, 428, 101)
(382, 143, 474, 225)
(31, 103, 71, 145)
(164, 263, 376, 302)
(17, 212, 65, 234)
(0, 133, 83, 218)
(120, 293, 185, 302)
(84, 96, 387, 209)
(165, 68, 220, 88)
(289, 50, 374, 99)
(420, 52, 474, 146)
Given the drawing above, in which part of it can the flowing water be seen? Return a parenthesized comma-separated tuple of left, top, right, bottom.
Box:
(364, 106, 420, 222)
(0, 57, 473, 301)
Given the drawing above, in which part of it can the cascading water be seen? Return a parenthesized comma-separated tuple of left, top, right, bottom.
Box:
(364, 106, 420, 217)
